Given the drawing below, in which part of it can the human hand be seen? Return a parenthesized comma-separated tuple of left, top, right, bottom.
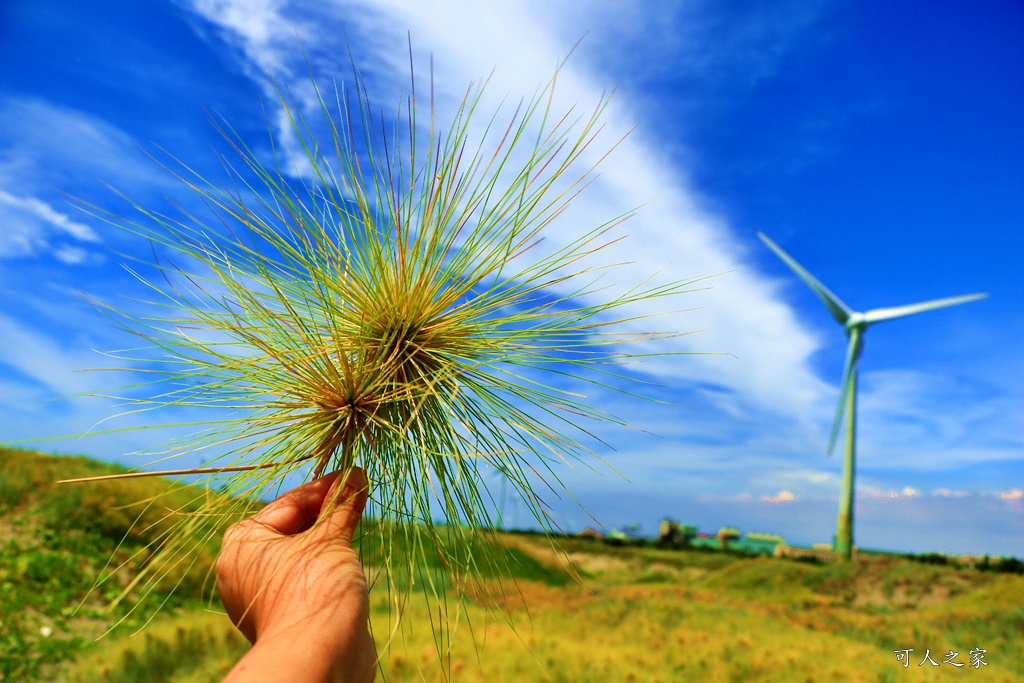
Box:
(217, 469, 376, 683)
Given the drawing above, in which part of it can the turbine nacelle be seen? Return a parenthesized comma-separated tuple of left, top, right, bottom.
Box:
(844, 312, 868, 334)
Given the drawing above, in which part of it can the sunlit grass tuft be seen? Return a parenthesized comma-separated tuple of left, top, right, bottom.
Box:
(66, 55, 708, 648)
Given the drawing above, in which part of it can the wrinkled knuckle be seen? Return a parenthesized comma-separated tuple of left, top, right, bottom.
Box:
(222, 518, 250, 543)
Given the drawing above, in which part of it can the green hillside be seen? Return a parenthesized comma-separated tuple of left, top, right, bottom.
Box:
(2, 449, 1022, 682)
(0, 447, 239, 681)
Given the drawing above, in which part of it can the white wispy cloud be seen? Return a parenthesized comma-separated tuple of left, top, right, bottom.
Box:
(0, 191, 100, 243)
(853, 367, 1024, 470)
(180, 0, 309, 77)
(0, 312, 108, 397)
(761, 490, 796, 503)
(0, 98, 155, 190)
(52, 246, 100, 266)
(175, 0, 831, 426)
(0, 97, 194, 269)
(864, 486, 921, 499)
(0, 190, 102, 262)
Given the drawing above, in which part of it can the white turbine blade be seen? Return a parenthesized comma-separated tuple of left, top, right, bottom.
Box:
(827, 330, 863, 455)
(862, 293, 988, 326)
(757, 232, 852, 325)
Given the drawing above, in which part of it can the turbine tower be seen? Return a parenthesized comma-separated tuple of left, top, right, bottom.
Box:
(757, 232, 987, 560)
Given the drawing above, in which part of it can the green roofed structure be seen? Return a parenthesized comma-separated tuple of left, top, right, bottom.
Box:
(733, 533, 785, 556)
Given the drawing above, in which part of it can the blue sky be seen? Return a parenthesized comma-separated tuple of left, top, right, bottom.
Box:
(1, 0, 1021, 556)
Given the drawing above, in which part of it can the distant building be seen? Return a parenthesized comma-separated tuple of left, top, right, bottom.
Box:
(606, 529, 631, 545)
(732, 532, 785, 556)
(649, 521, 788, 557)
(658, 519, 680, 544)
(689, 536, 720, 550)
(717, 527, 740, 551)
(658, 520, 699, 545)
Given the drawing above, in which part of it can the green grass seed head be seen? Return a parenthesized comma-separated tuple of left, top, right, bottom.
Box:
(73, 57, 704, 644)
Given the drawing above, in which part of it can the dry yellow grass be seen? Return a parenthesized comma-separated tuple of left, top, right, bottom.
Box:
(55, 533, 1023, 682)
(373, 580, 1016, 682)
(368, 535, 1021, 682)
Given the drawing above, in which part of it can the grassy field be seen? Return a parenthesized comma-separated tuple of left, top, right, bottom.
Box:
(3, 448, 1021, 681)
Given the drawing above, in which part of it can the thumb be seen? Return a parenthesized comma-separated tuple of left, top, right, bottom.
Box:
(312, 467, 369, 543)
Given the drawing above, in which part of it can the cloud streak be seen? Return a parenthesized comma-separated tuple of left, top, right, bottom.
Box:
(0, 190, 102, 262)
(176, 0, 831, 426)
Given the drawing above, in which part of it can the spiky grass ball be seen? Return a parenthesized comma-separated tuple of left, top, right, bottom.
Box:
(74, 60, 703, 646)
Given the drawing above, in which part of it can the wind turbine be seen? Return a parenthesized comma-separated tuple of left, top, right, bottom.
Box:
(757, 232, 987, 560)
